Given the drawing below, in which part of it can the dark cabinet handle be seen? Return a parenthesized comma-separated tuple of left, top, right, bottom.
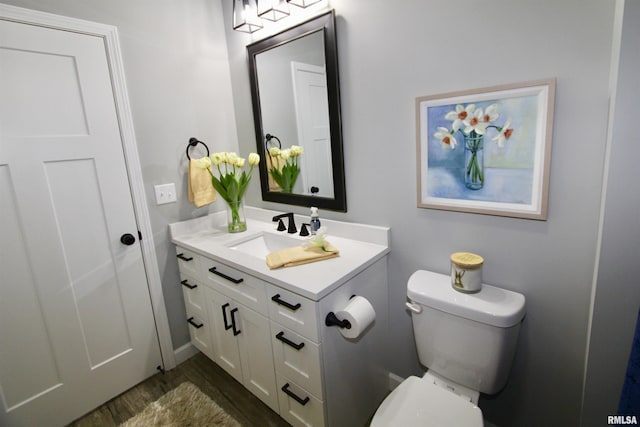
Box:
(181, 279, 197, 289)
(276, 331, 305, 350)
(230, 308, 241, 336)
(209, 267, 244, 284)
(271, 294, 301, 311)
(177, 253, 193, 261)
(222, 303, 232, 330)
(187, 317, 203, 329)
(281, 383, 310, 406)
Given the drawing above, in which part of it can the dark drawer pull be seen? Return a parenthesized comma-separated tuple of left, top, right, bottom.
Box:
(187, 317, 203, 329)
(271, 294, 301, 311)
(276, 331, 305, 350)
(181, 279, 197, 289)
(281, 383, 310, 406)
(209, 267, 244, 284)
(177, 253, 193, 262)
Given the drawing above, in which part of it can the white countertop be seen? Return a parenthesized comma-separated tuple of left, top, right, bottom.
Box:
(169, 206, 390, 300)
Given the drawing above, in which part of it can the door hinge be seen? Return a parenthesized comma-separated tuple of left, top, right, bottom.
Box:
(138, 230, 143, 241)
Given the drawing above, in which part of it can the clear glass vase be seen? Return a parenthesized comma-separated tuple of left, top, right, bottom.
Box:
(464, 134, 484, 190)
(226, 199, 247, 233)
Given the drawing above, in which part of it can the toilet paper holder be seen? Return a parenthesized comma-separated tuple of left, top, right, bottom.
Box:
(325, 294, 356, 329)
(325, 312, 351, 329)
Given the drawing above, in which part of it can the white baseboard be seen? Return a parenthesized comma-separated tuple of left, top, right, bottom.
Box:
(173, 342, 199, 366)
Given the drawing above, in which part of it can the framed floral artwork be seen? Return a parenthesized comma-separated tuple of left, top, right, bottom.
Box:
(416, 79, 555, 220)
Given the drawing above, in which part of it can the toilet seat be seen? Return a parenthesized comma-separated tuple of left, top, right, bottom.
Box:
(370, 376, 483, 427)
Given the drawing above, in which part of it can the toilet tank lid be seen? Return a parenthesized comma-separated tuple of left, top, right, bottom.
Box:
(408, 270, 526, 327)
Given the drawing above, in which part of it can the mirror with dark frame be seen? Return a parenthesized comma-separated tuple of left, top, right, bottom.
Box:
(247, 10, 346, 212)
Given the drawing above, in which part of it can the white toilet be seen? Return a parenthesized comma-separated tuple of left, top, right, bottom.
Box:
(371, 269, 526, 426)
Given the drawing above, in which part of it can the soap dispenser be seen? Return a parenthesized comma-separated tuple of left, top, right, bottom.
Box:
(310, 207, 321, 234)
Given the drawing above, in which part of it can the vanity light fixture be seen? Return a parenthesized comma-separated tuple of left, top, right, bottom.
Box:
(258, 0, 290, 21)
(233, 0, 263, 33)
(233, 0, 323, 32)
(286, 0, 322, 7)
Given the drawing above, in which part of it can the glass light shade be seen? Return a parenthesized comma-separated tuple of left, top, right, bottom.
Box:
(258, 0, 290, 21)
(233, 0, 263, 33)
(287, 0, 322, 7)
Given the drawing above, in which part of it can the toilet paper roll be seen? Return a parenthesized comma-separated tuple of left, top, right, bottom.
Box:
(335, 296, 376, 339)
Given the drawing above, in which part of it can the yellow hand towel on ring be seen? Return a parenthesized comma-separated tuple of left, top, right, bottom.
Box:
(188, 158, 216, 207)
(266, 242, 339, 269)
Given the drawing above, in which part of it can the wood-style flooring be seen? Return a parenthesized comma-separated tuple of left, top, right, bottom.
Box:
(67, 352, 290, 426)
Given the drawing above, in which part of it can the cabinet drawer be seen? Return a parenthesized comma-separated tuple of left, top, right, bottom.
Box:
(277, 375, 325, 427)
(175, 247, 201, 280)
(267, 284, 319, 342)
(271, 322, 322, 398)
(180, 274, 206, 319)
(202, 260, 268, 315)
(185, 310, 214, 360)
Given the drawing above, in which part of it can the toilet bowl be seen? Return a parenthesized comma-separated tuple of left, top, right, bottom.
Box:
(370, 269, 525, 426)
(370, 374, 483, 427)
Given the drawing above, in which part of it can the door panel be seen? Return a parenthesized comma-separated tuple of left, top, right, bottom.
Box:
(238, 306, 278, 411)
(44, 159, 132, 366)
(0, 16, 161, 427)
(292, 62, 333, 197)
(205, 287, 243, 383)
(0, 165, 62, 411)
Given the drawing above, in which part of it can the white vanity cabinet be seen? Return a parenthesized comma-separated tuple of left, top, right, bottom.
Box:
(170, 209, 391, 427)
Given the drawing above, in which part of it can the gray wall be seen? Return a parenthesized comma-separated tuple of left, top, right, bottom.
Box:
(257, 30, 324, 169)
(225, 1, 617, 426)
(3, 0, 636, 425)
(2, 0, 239, 349)
(582, 0, 640, 424)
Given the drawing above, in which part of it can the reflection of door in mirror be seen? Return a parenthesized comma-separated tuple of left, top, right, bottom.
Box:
(291, 61, 334, 198)
(255, 30, 333, 197)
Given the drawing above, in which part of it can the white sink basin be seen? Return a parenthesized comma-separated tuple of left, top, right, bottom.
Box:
(227, 231, 302, 259)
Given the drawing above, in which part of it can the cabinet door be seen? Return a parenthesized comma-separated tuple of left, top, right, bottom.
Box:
(205, 288, 243, 383)
(237, 307, 279, 412)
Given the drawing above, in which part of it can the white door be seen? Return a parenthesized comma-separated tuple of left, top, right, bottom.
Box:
(291, 62, 334, 198)
(0, 17, 162, 427)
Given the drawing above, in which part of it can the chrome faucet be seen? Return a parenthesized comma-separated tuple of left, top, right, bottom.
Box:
(272, 213, 297, 234)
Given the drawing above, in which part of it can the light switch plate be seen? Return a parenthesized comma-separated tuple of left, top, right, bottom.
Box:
(154, 183, 177, 205)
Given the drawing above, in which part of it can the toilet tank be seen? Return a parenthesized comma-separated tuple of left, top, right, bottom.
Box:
(407, 270, 525, 395)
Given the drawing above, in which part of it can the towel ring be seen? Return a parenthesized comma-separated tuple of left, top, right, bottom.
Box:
(186, 137, 210, 160)
(265, 133, 282, 151)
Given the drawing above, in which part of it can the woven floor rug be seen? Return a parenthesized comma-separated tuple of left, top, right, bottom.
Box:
(121, 382, 242, 427)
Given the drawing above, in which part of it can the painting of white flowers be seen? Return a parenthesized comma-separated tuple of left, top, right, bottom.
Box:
(416, 79, 555, 220)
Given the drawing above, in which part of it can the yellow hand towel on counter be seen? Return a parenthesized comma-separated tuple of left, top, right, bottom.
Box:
(266, 242, 339, 269)
(188, 159, 216, 207)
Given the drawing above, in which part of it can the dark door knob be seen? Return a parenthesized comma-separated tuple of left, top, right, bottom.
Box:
(120, 233, 136, 246)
